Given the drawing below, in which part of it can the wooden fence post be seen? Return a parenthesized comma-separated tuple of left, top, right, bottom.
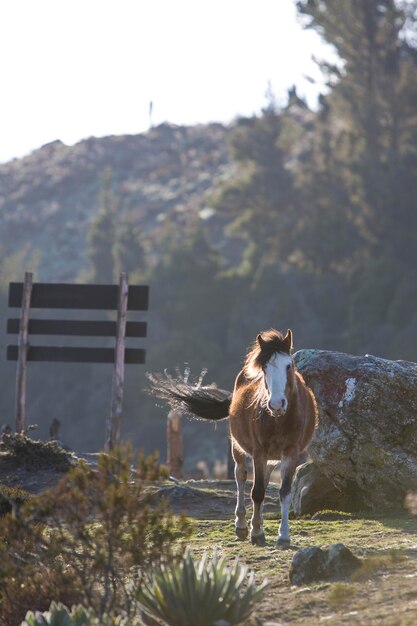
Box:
(167, 409, 183, 479)
(15, 271, 33, 433)
(106, 272, 128, 451)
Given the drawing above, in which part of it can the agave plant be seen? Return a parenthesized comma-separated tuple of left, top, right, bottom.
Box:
(21, 602, 137, 626)
(21, 603, 92, 626)
(137, 549, 269, 626)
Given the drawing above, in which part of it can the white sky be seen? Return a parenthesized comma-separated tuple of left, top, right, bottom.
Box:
(0, 0, 332, 164)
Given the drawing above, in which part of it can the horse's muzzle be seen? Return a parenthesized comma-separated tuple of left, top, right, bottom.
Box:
(267, 398, 287, 417)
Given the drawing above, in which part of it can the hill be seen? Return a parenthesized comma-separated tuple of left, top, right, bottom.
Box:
(0, 122, 235, 282)
(0, 122, 239, 463)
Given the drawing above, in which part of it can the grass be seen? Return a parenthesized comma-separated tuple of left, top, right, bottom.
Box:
(327, 582, 355, 608)
(177, 481, 417, 626)
(352, 548, 407, 581)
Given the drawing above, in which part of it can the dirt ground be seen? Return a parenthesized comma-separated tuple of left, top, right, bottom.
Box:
(151, 479, 417, 626)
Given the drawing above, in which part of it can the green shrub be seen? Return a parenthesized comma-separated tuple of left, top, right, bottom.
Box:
(0, 447, 191, 626)
(137, 549, 269, 626)
(0, 484, 31, 516)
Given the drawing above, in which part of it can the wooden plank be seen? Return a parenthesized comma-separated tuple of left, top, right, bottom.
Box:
(7, 345, 145, 364)
(7, 318, 147, 338)
(106, 273, 128, 451)
(15, 272, 32, 433)
(129, 285, 150, 311)
(9, 282, 149, 311)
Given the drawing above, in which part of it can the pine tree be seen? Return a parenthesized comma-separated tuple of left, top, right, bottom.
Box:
(212, 106, 306, 281)
(297, 0, 417, 354)
(115, 220, 146, 280)
(87, 168, 117, 283)
(297, 0, 417, 263)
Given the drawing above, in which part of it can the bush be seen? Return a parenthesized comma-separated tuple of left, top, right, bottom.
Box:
(137, 549, 269, 626)
(0, 446, 191, 626)
(0, 433, 73, 471)
(0, 484, 30, 516)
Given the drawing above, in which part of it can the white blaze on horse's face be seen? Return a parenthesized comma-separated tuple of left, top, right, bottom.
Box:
(264, 352, 292, 416)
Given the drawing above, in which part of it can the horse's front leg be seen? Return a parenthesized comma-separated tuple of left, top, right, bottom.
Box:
(277, 455, 297, 547)
(232, 442, 248, 540)
(250, 452, 267, 546)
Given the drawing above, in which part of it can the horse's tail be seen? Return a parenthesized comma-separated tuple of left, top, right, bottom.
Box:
(146, 371, 231, 420)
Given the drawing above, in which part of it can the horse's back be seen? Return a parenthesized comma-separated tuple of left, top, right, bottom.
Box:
(296, 371, 318, 445)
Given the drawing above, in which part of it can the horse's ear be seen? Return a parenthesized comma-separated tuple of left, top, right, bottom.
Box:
(257, 333, 266, 349)
(283, 329, 293, 354)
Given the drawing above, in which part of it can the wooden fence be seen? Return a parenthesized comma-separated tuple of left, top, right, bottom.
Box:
(7, 271, 149, 450)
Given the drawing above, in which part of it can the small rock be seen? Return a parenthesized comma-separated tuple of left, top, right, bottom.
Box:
(290, 546, 325, 585)
(325, 543, 361, 579)
(289, 543, 361, 585)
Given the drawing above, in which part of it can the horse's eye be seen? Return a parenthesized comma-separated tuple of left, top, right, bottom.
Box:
(286, 364, 291, 371)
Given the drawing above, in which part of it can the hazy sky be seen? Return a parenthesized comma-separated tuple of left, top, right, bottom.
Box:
(0, 0, 333, 164)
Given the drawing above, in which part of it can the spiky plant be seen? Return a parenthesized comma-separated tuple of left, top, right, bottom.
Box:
(137, 549, 269, 626)
(21, 603, 93, 626)
(21, 602, 138, 626)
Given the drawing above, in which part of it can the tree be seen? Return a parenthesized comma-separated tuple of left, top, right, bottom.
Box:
(211, 106, 305, 282)
(297, 0, 417, 264)
(87, 167, 117, 283)
(115, 219, 146, 281)
(296, 0, 417, 356)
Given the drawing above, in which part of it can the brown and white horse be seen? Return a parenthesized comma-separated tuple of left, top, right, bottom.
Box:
(147, 329, 318, 546)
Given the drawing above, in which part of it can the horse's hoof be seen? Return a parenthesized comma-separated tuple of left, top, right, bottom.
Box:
(235, 527, 248, 541)
(277, 537, 291, 548)
(251, 533, 266, 546)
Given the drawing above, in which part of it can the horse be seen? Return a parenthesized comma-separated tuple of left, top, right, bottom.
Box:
(147, 328, 318, 547)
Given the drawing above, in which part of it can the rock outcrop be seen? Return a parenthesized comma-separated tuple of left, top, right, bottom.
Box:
(294, 350, 417, 510)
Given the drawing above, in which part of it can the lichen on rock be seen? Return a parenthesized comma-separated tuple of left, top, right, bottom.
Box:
(294, 349, 417, 510)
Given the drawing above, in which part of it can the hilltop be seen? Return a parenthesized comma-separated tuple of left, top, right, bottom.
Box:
(0, 122, 235, 282)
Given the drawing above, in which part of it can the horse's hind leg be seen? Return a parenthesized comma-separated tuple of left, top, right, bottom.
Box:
(250, 453, 267, 546)
(277, 455, 297, 547)
(265, 462, 276, 488)
(232, 442, 248, 541)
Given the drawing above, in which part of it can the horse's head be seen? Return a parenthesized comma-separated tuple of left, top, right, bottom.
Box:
(255, 329, 294, 417)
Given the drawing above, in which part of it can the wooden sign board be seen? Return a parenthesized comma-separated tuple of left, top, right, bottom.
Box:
(8, 282, 149, 310)
(6, 273, 149, 450)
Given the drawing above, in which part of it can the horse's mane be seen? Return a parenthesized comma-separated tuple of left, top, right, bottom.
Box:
(243, 329, 291, 380)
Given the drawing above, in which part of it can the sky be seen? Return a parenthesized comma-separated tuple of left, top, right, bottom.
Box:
(0, 0, 333, 164)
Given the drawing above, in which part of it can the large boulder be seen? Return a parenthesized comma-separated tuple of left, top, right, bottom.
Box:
(294, 350, 417, 510)
(291, 461, 352, 515)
